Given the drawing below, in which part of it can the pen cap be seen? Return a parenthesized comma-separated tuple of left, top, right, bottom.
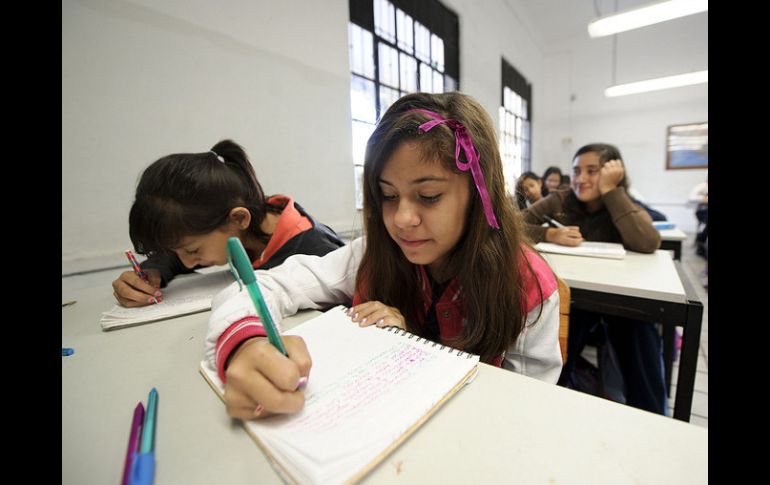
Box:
(129, 453, 155, 485)
(227, 237, 256, 285)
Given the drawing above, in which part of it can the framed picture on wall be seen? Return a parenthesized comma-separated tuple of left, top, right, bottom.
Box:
(665, 122, 708, 170)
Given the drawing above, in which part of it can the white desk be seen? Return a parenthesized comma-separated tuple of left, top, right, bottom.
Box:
(658, 228, 688, 260)
(62, 285, 707, 484)
(540, 250, 704, 422)
(541, 250, 686, 303)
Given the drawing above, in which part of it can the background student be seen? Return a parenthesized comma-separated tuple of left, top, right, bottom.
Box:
(514, 171, 544, 209)
(204, 92, 563, 420)
(521, 143, 667, 415)
(111, 139, 344, 308)
(689, 174, 708, 259)
(541, 166, 566, 197)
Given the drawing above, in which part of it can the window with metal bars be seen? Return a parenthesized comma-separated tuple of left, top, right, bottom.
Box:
(499, 58, 532, 197)
(348, 0, 459, 208)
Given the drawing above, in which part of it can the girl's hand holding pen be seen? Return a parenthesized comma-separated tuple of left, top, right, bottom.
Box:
(112, 269, 163, 307)
(545, 226, 584, 247)
(224, 336, 312, 420)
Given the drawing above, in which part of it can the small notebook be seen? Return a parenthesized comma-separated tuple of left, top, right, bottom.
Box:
(199, 305, 480, 485)
(100, 269, 233, 330)
(535, 241, 627, 259)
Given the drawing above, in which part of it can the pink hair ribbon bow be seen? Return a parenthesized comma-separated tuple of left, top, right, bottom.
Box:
(409, 108, 500, 229)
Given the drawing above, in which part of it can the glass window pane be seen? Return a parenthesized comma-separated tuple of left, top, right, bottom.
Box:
(378, 42, 399, 88)
(374, 0, 395, 43)
(352, 120, 376, 166)
(430, 34, 444, 72)
(399, 53, 417, 93)
(445, 75, 457, 92)
(396, 9, 413, 53)
(348, 23, 375, 79)
(420, 62, 433, 92)
(379, 85, 401, 117)
(354, 163, 365, 209)
(414, 21, 430, 63)
(522, 99, 528, 120)
(350, 75, 376, 123)
(433, 69, 443, 93)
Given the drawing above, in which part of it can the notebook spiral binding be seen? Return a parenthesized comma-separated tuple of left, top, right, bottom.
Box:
(382, 325, 475, 359)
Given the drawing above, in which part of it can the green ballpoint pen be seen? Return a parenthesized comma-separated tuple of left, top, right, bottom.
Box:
(226, 237, 288, 356)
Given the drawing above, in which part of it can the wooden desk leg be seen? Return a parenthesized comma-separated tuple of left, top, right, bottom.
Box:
(672, 300, 703, 421)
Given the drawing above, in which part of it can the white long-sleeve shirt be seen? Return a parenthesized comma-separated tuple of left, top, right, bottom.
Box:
(204, 237, 563, 385)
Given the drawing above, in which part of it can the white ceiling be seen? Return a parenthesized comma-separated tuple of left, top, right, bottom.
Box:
(512, 0, 668, 50)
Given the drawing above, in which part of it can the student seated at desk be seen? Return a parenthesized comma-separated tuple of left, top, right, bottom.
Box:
(521, 143, 667, 415)
(541, 166, 567, 197)
(111, 139, 344, 308)
(204, 92, 563, 419)
(514, 171, 544, 209)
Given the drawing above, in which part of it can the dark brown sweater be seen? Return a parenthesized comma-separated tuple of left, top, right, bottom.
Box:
(521, 187, 660, 253)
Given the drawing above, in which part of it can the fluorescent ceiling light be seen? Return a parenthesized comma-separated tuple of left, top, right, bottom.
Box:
(588, 0, 708, 38)
(605, 70, 707, 97)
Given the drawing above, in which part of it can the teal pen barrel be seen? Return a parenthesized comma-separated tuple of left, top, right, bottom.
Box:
(246, 284, 287, 355)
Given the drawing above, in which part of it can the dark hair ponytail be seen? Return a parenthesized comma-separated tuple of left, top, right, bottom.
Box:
(129, 139, 270, 255)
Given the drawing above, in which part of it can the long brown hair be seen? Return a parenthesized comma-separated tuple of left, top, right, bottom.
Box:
(357, 92, 540, 363)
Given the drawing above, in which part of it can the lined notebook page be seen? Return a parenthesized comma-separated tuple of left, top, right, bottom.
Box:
(199, 306, 479, 485)
(100, 269, 233, 330)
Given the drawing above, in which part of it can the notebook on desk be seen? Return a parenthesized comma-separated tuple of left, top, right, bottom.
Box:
(100, 269, 233, 330)
(535, 241, 626, 260)
(199, 305, 480, 485)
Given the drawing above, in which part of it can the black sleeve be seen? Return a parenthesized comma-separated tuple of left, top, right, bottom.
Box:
(139, 252, 198, 288)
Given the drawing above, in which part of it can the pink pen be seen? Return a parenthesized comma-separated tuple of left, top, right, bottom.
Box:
(122, 402, 145, 485)
(125, 250, 150, 283)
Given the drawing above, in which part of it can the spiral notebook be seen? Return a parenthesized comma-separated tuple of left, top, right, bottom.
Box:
(100, 268, 233, 330)
(199, 305, 480, 485)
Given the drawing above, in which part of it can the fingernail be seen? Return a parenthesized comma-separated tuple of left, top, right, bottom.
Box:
(149, 297, 158, 304)
(296, 376, 308, 390)
(353, 313, 359, 320)
(377, 318, 384, 325)
(154, 291, 162, 297)
(254, 403, 264, 415)
(361, 318, 367, 325)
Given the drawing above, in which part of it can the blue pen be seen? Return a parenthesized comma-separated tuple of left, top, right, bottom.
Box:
(130, 388, 158, 485)
(226, 237, 288, 356)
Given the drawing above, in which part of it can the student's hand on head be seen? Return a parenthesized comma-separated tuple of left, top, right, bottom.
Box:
(545, 226, 584, 247)
(224, 336, 312, 420)
(347, 301, 406, 330)
(598, 159, 625, 195)
(112, 268, 163, 307)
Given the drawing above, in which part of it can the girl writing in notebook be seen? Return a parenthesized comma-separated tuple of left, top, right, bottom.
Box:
(523, 143, 666, 415)
(111, 139, 344, 307)
(204, 92, 562, 420)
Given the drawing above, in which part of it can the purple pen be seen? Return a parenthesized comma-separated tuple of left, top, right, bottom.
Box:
(122, 402, 145, 485)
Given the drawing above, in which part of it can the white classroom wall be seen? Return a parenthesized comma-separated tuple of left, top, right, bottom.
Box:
(538, 11, 708, 233)
(63, 0, 355, 269)
(62, 0, 707, 270)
